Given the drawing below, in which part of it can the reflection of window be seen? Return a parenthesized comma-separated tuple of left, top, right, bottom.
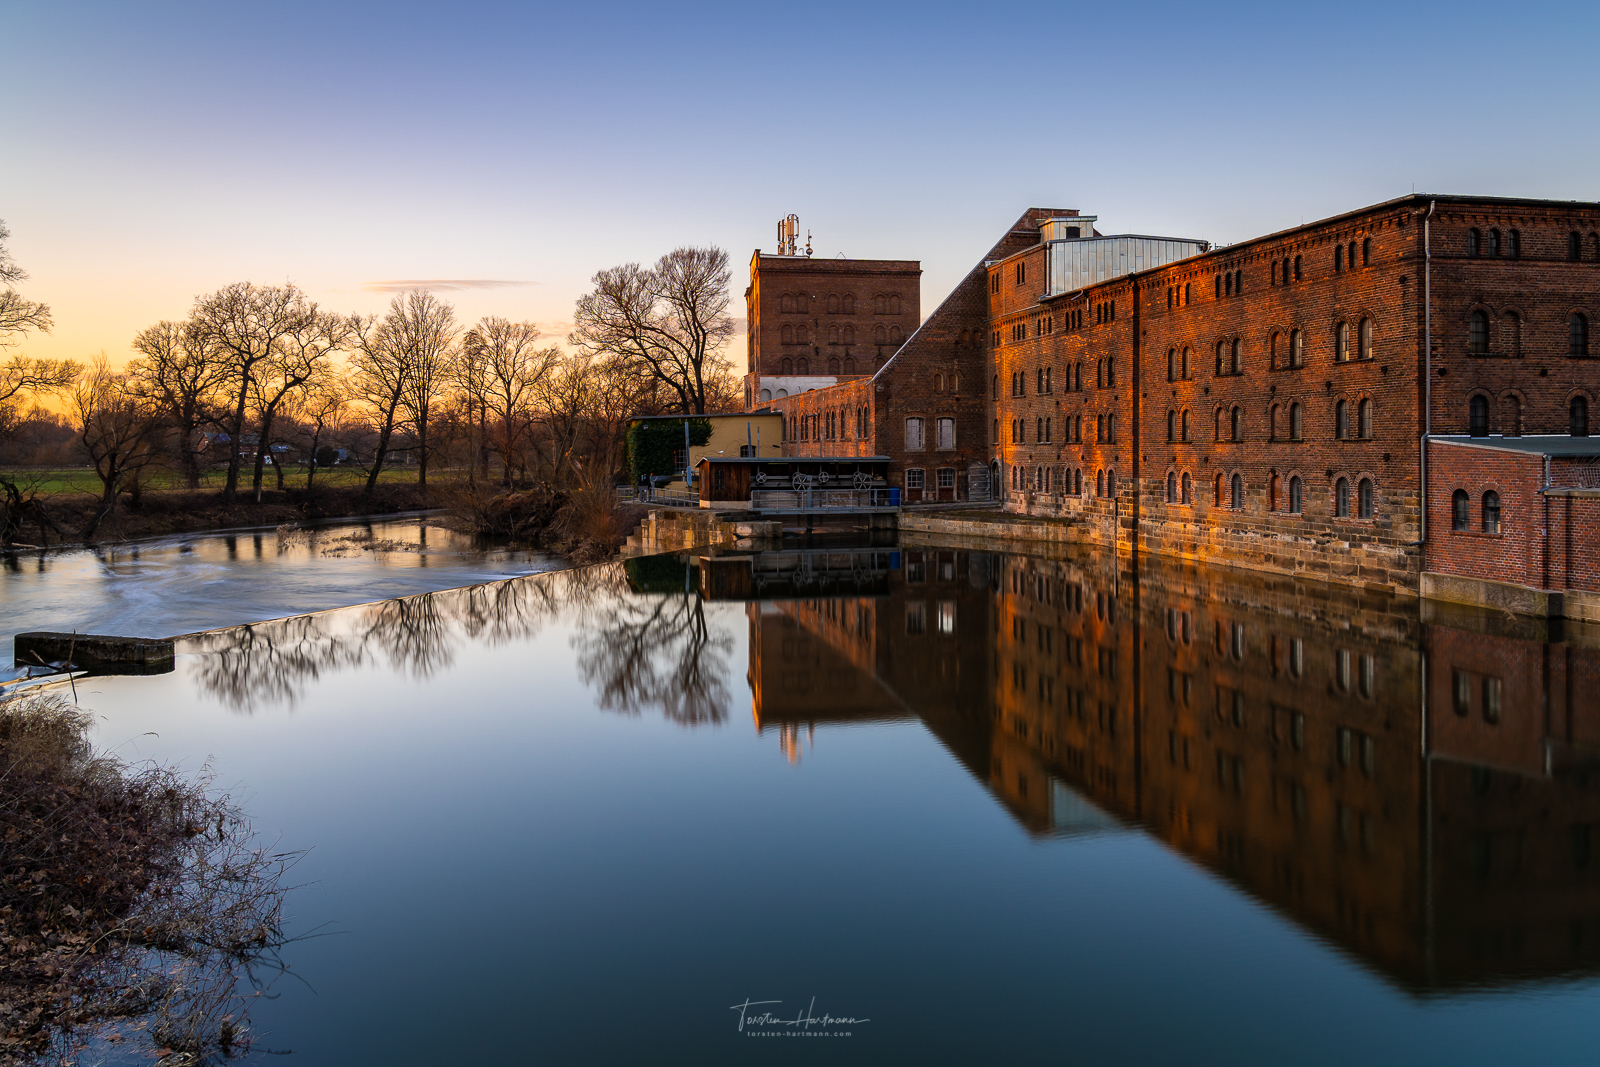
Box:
(905, 417, 925, 450)
(1359, 655, 1375, 699)
(905, 602, 926, 635)
(1483, 677, 1502, 723)
(1453, 669, 1471, 716)
(1336, 649, 1351, 692)
(937, 601, 956, 634)
(1289, 638, 1303, 678)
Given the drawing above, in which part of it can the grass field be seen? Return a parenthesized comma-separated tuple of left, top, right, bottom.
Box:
(0, 465, 438, 496)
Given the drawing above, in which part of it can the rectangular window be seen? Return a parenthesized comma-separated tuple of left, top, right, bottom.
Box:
(936, 417, 955, 449)
(937, 467, 956, 490)
(905, 468, 925, 490)
(937, 601, 956, 634)
(906, 601, 926, 635)
(905, 417, 925, 450)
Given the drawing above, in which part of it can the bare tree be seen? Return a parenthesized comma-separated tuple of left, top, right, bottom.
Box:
(390, 291, 457, 490)
(285, 373, 350, 490)
(348, 313, 408, 506)
(0, 219, 53, 350)
(127, 320, 228, 489)
(459, 318, 556, 486)
(189, 283, 321, 502)
(246, 310, 347, 499)
(569, 246, 735, 415)
(71, 357, 164, 537)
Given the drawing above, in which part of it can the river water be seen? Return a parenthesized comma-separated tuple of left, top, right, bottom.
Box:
(31, 543, 1600, 1062)
(0, 515, 563, 683)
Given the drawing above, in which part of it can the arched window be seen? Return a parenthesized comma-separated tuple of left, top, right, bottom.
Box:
(1358, 478, 1374, 519)
(1290, 402, 1303, 441)
(843, 325, 855, 344)
(1214, 407, 1224, 441)
(1181, 409, 1191, 442)
(843, 294, 855, 314)
(1358, 398, 1373, 439)
(1269, 403, 1280, 441)
(796, 356, 810, 374)
(1213, 473, 1223, 505)
(889, 295, 901, 314)
(1269, 472, 1280, 511)
(1571, 232, 1583, 261)
(1230, 406, 1242, 441)
(1166, 471, 1177, 502)
(1270, 331, 1280, 367)
(1468, 228, 1481, 257)
(1469, 395, 1489, 437)
(1181, 346, 1191, 378)
(1482, 491, 1501, 534)
(1468, 310, 1489, 354)
(1335, 245, 1343, 272)
(1272, 260, 1280, 285)
(1215, 340, 1227, 375)
(1290, 329, 1304, 367)
(1452, 489, 1470, 531)
(1231, 338, 1241, 372)
(888, 325, 903, 344)
(1362, 237, 1372, 265)
(1288, 476, 1303, 514)
(1107, 469, 1116, 496)
(873, 324, 886, 344)
(759, 388, 771, 403)
(1215, 275, 1222, 299)
(1230, 473, 1243, 509)
(1507, 231, 1519, 259)
(1167, 410, 1176, 442)
(992, 375, 999, 399)
(1572, 313, 1590, 356)
(1335, 399, 1349, 440)
(1293, 255, 1303, 281)
(1359, 317, 1373, 359)
(1348, 241, 1356, 268)
(1572, 396, 1590, 437)
(1096, 469, 1105, 497)
(1167, 348, 1176, 381)
(780, 357, 793, 374)
(1334, 477, 1350, 518)
(1107, 355, 1117, 387)
(1488, 229, 1501, 257)
(1074, 468, 1082, 495)
(828, 356, 841, 374)
(1336, 321, 1350, 362)
(1182, 473, 1192, 503)
(781, 324, 794, 344)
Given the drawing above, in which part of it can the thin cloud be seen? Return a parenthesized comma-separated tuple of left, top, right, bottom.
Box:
(359, 278, 534, 294)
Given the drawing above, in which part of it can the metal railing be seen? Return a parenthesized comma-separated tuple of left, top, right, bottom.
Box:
(617, 486, 700, 506)
(1550, 466, 1600, 490)
(749, 488, 896, 510)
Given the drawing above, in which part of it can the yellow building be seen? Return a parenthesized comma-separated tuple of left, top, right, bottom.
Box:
(627, 413, 784, 490)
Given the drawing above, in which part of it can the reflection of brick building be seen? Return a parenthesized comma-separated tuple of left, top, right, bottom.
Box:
(739, 543, 1600, 990)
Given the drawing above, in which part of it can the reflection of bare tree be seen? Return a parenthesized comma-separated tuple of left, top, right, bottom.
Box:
(186, 612, 368, 713)
(573, 589, 734, 725)
(184, 564, 635, 712)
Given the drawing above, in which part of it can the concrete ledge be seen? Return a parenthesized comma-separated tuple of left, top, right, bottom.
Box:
(1420, 572, 1564, 618)
(14, 632, 176, 675)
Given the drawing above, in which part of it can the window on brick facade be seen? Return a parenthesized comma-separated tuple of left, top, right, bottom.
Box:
(906, 468, 924, 490)
(1168, 348, 1176, 381)
(1167, 410, 1176, 442)
(1347, 242, 1356, 269)
(1015, 262, 1025, 284)
(937, 467, 956, 491)
(1334, 477, 1350, 518)
(991, 273, 1000, 294)
(1358, 398, 1373, 439)
(1571, 232, 1583, 261)
(1272, 260, 1280, 285)
(1293, 255, 1303, 281)
(905, 417, 925, 450)
(1181, 346, 1191, 378)
(1270, 331, 1280, 366)
(889, 325, 903, 344)
(1336, 321, 1350, 362)
(1469, 310, 1489, 354)
(1489, 229, 1501, 257)
(1359, 317, 1374, 359)
(1572, 396, 1590, 437)
(1288, 476, 1303, 514)
(1269, 404, 1280, 440)
(1230, 406, 1242, 442)
(1097, 469, 1105, 497)
(1572, 313, 1590, 356)
(1231, 473, 1243, 509)
(1335, 399, 1349, 440)
(1184, 282, 1191, 305)
(1167, 471, 1177, 502)
(1482, 490, 1501, 534)
(1290, 329, 1304, 368)
(1358, 478, 1374, 519)
(1362, 237, 1372, 265)
(1290, 403, 1303, 441)
(1231, 338, 1241, 373)
(1468, 228, 1481, 257)
(992, 419, 998, 444)
(1215, 275, 1222, 299)
(1214, 407, 1223, 442)
(1452, 489, 1470, 530)
(1213, 472, 1223, 505)
(937, 417, 955, 449)
(1107, 355, 1116, 386)
(781, 357, 793, 374)
(796, 356, 810, 373)
(1335, 245, 1343, 272)
(1182, 409, 1191, 442)
(1507, 230, 1519, 259)
(828, 356, 841, 374)
(992, 375, 999, 399)
(1107, 469, 1117, 496)
(1182, 472, 1193, 503)
(1469, 395, 1489, 436)
(781, 324, 794, 344)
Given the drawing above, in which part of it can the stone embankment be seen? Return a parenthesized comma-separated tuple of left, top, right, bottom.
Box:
(622, 510, 782, 556)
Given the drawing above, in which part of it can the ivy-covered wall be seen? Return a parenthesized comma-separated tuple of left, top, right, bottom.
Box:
(626, 418, 712, 481)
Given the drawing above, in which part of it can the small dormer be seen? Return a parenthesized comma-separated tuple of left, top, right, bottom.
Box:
(1040, 216, 1097, 243)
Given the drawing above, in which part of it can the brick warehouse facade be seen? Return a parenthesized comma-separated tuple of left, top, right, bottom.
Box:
(746, 195, 1600, 606)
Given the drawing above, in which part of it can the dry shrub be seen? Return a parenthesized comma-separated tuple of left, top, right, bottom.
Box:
(442, 483, 568, 541)
(550, 484, 647, 564)
(0, 690, 297, 1064)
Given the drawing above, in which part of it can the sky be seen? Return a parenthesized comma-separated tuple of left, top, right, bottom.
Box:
(5, 0, 1599, 368)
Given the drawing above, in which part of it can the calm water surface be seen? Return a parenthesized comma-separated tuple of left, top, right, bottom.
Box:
(0, 515, 562, 682)
(67, 544, 1600, 1064)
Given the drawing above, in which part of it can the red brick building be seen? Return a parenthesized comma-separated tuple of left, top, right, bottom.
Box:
(748, 195, 1600, 608)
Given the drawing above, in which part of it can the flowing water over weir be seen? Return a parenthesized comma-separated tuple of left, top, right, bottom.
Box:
(0, 515, 563, 683)
(16, 541, 1600, 1064)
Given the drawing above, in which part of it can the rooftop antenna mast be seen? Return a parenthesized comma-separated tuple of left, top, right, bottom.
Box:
(776, 214, 812, 257)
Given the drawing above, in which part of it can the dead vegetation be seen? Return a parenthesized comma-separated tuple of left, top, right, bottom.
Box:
(0, 690, 297, 1064)
(443, 481, 646, 565)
